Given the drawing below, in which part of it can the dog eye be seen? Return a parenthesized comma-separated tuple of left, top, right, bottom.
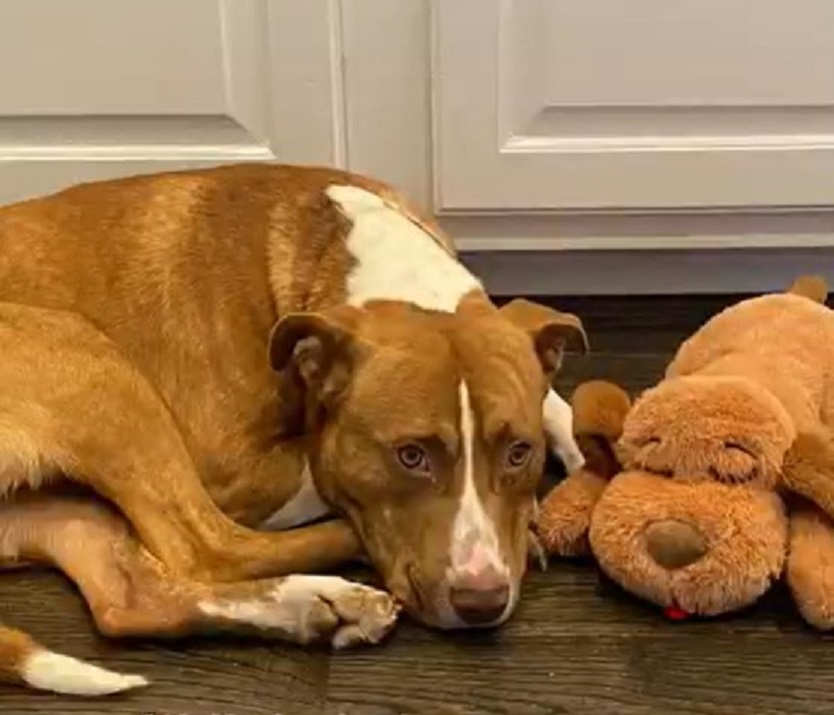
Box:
(396, 444, 430, 475)
(507, 441, 533, 469)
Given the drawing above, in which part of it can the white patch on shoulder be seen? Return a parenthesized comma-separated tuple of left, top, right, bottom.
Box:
(542, 388, 585, 473)
(449, 381, 506, 575)
(325, 185, 482, 313)
(260, 461, 331, 531)
(23, 649, 148, 696)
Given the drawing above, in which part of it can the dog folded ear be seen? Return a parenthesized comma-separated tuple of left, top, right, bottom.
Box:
(499, 298, 589, 378)
(268, 308, 361, 436)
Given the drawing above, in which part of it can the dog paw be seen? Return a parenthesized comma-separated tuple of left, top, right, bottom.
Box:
(200, 575, 400, 648)
(283, 575, 401, 648)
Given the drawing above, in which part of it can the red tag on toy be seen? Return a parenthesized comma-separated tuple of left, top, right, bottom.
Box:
(664, 606, 690, 621)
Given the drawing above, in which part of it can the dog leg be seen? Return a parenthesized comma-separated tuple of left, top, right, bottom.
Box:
(543, 388, 585, 473)
(0, 492, 398, 694)
(0, 306, 360, 582)
(786, 506, 834, 629)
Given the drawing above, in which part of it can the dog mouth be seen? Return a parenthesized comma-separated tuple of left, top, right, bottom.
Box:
(399, 562, 519, 631)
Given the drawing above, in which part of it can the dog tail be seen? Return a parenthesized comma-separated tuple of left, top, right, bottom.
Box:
(0, 624, 148, 696)
(788, 275, 828, 303)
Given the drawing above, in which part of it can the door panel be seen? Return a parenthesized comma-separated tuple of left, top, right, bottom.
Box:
(0, 0, 344, 203)
(433, 0, 834, 212)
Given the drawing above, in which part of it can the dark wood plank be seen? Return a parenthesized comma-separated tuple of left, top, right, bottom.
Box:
(324, 567, 834, 715)
(494, 293, 749, 356)
(554, 353, 668, 397)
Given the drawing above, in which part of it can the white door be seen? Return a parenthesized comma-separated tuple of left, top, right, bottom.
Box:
(0, 0, 345, 204)
(434, 0, 834, 213)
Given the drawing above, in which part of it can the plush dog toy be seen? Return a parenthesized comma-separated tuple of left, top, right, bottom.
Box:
(537, 275, 834, 627)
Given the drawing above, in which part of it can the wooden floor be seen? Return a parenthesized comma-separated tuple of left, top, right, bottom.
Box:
(3, 294, 833, 715)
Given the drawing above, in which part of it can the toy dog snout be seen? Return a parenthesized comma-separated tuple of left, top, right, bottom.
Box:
(645, 519, 707, 570)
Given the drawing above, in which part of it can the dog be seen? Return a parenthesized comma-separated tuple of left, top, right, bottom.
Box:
(0, 163, 587, 696)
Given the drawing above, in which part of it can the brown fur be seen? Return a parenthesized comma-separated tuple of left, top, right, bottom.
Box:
(0, 627, 33, 687)
(0, 163, 586, 690)
(538, 276, 834, 626)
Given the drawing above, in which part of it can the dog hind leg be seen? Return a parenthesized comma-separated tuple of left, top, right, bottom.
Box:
(0, 492, 398, 694)
(0, 304, 360, 583)
(0, 494, 148, 695)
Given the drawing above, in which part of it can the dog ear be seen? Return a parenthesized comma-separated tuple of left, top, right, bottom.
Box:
(499, 299, 588, 378)
(268, 308, 361, 436)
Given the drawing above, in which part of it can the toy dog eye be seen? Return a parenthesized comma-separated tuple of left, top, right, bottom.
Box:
(642, 436, 661, 447)
(723, 441, 755, 457)
(396, 444, 431, 475)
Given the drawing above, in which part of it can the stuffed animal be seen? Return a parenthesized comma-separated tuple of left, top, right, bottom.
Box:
(536, 275, 834, 628)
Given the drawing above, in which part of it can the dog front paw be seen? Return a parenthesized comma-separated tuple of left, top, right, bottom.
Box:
(200, 575, 401, 647)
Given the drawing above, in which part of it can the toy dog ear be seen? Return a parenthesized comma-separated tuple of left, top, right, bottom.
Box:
(787, 275, 828, 304)
(571, 380, 631, 478)
(499, 299, 589, 378)
(783, 429, 834, 517)
(268, 308, 361, 437)
(534, 380, 630, 557)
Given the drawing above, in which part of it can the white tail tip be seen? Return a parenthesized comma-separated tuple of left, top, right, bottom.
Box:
(23, 649, 148, 696)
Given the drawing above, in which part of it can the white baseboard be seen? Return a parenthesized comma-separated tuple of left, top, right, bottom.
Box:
(461, 248, 834, 296)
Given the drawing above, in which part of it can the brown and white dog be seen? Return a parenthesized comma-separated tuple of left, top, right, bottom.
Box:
(0, 163, 586, 696)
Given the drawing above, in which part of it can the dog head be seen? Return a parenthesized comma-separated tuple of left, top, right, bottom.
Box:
(269, 295, 586, 629)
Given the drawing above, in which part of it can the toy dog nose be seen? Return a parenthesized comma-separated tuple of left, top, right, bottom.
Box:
(645, 519, 707, 570)
(448, 568, 511, 625)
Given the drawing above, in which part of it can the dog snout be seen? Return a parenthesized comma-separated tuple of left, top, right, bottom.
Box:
(645, 519, 707, 570)
(448, 565, 511, 625)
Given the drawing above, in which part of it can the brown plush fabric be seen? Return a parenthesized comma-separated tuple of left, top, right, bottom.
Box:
(537, 381, 629, 557)
(538, 276, 834, 627)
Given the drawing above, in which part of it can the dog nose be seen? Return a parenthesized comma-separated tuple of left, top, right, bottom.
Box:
(645, 519, 707, 570)
(448, 567, 511, 625)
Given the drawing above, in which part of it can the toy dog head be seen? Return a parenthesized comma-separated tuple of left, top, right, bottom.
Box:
(590, 375, 794, 618)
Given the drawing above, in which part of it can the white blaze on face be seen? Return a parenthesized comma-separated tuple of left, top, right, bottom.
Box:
(325, 185, 481, 313)
(449, 381, 508, 579)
